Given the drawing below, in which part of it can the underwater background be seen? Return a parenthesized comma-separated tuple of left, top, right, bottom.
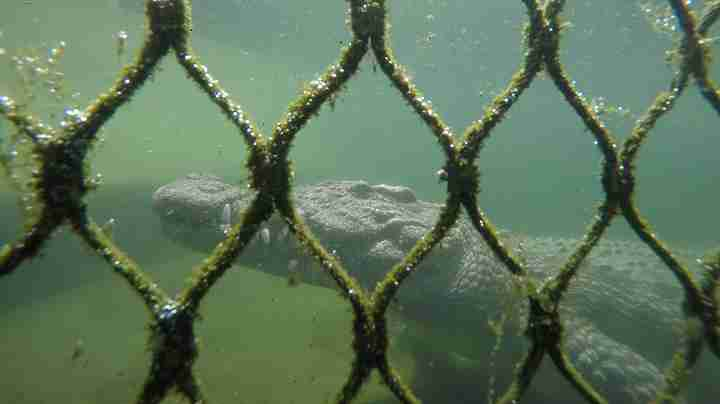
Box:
(0, 0, 718, 403)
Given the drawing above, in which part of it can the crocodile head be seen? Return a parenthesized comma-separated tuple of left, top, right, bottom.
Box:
(151, 173, 478, 312)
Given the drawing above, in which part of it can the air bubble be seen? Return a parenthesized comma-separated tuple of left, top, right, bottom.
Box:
(63, 107, 87, 124)
(0, 95, 14, 112)
(157, 302, 180, 322)
(88, 173, 104, 187)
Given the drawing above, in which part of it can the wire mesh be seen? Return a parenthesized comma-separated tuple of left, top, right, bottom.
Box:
(1, 1, 719, 403)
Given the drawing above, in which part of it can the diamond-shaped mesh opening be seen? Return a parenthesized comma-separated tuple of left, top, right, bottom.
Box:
(553, 1, 645, 138)
(633, 88, 720, 246)
(0, 235, 150, 404)
(195, 267, 358, 403)
(291, 72, 445, 201)
(87, 57, 250, 275)
(389, 0, 526, 131)
(1, 1, 719, 404)
(479, 78, 605, 239)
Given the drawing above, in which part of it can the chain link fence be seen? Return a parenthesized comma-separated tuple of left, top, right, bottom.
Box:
(1, 0, 719, 403)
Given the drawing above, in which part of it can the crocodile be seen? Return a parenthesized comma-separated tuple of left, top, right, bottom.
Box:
(152, 173, 703, 403)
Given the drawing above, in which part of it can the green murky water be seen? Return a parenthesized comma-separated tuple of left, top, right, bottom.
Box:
(1, 1, 719, 403)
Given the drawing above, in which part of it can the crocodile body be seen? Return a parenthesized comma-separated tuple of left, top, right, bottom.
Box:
(152, 173, 700, 403)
